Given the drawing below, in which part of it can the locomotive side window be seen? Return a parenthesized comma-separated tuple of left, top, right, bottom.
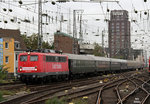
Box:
(20, 55, 27, 61)
(46, 56, 55, 62)
(46, 56, 66, 62)
(30, 55, 38, 61)
(59, 57, 66, 62)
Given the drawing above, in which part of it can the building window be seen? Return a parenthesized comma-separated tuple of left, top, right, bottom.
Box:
(116, 29, 120, 32)
(111, 26, 114, 28)
(5, 56, 9, 63)
(121, 25, 124, 28)
(16, 54, 18, 61)
(15, 41, 20, 49)
(116, 32, 120, 35)
(116, 25, 120, 29)
(116, 23, 120, 26)
(5, 42, 8, 49)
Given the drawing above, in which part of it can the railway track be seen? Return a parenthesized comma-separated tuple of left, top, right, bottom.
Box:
(0, 83, 26, 90)
(0, 70, 148, 104)
(0, 73, 121, 104)
(96, 70, 149, 104)
(21, 76, 124, 104)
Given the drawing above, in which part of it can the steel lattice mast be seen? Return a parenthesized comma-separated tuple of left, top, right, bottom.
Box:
(38, 0, 43, 50)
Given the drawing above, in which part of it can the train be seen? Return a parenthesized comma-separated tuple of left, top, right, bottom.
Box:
(17, 51, 145, 83)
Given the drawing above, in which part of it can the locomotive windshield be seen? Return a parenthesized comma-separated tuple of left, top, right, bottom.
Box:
(20, 55, 27, 61)
(30, 55, 38, 61)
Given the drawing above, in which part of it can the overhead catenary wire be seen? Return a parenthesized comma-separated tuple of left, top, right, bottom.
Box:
(0, 0, 150, 47)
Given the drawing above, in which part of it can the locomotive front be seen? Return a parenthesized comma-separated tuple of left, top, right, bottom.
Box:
(17, 52, 43, 82)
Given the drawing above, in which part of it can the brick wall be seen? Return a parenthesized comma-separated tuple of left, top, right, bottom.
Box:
(54, 32, 79, 54)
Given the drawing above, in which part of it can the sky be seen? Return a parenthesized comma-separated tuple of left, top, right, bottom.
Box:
(0, 0, 150, 56)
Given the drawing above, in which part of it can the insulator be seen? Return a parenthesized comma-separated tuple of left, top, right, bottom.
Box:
(51, 1, 56, 5)
(9, 9, 12, 12)
(4, 20, 7, 23)
(10, 19, 14, 22)
(107, 9, 110, 12)
(18, 0, 23, 4)
(144, 12, 147, 15)
(134, 10, 138, 14)
(3, 8, 7, 11)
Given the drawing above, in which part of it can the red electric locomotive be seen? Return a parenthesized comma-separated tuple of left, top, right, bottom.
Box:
(17, 52, 69, 83)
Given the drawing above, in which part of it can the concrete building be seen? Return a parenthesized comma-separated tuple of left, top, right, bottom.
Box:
(108, 10, 131, 59)
(0, 28, 26, 76)
(54, 31, 79, 54)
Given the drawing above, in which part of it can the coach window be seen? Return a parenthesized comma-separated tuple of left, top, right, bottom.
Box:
(30, 55, 38, 61)
(20, 55, 27, 61)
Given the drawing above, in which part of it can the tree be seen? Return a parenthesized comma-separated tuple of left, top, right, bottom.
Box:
(93, 43, 105, 56)
(112, 55, 124, 59)
(21, 34, 54, 50)
(0, 65, 9, 80)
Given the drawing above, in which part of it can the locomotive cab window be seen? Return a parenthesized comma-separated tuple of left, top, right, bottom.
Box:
(30, 55, 38, 61)
(20, 55, 27, 61)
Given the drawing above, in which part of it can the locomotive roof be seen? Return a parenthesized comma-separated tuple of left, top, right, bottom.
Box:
(87, 55, 110, 61)
(63, 53, 94, 60)
(110, 58, 128, 63)
(19, 52, 68, 57)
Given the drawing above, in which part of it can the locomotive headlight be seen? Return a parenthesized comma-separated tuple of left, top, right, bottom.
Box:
(20, 66, 22, 71)
(35, 66, 37, 71)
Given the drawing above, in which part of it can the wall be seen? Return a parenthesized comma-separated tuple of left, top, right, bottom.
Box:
(3, 37, 14, 73)
(0, 38, 3, 65)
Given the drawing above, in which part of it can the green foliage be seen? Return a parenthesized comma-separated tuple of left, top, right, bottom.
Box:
(71, 98, 88, 104)
(0, 65, 8, 80)
(0, 90, 14, 96)
(21, 34, 53, 50)
(112, 55, 124, 59)
(45, 97, 66, 104)
(21, 34, 38, 50)
(0, 80, 9, 83)
(0, 91, 4, 102)
(93, 43, 105, 56)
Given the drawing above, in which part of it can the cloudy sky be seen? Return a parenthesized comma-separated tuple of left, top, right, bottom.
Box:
(0, 0, 150, 55)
